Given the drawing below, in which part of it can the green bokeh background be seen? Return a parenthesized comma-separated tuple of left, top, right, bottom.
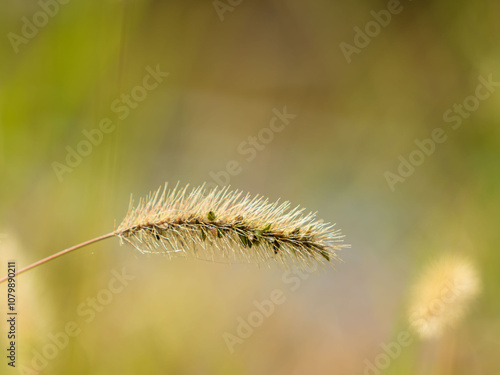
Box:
(1, 0, 499, 374)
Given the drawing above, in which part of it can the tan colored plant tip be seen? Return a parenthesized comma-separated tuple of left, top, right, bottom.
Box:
(408, 254, 481, 339)
(116, 183, 347, 269)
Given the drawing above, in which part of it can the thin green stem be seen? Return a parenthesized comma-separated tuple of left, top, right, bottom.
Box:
(0, 232, 116, 284)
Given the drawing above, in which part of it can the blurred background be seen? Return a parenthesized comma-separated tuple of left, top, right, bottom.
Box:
(1, 0, 499, 374)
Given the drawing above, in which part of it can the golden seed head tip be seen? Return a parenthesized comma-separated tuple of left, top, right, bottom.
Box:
(116, 183, 347, 269)
(408, 254, 481, 339)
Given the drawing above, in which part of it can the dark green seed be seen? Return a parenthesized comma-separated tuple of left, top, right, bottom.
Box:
(207, 211, 216, 221)
(247, 233, 258, 247)
(320, 250, 330, 262)
(244, 234, 253, 248)
(252, 231, 261, 246)
(239, 234, 249, 248)
(200, 227, 207, 241)
(272, 240, 281, 255)
(263, 224, 271, 232)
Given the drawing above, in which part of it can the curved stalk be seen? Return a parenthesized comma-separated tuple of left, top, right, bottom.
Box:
(0, 232, 115, 284)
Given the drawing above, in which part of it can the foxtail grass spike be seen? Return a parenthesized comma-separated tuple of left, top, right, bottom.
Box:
(408, 254, 481, 339)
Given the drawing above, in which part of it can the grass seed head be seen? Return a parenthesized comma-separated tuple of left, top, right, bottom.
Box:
(116, 183, 347, 269)
(408, 254, 481, 339)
